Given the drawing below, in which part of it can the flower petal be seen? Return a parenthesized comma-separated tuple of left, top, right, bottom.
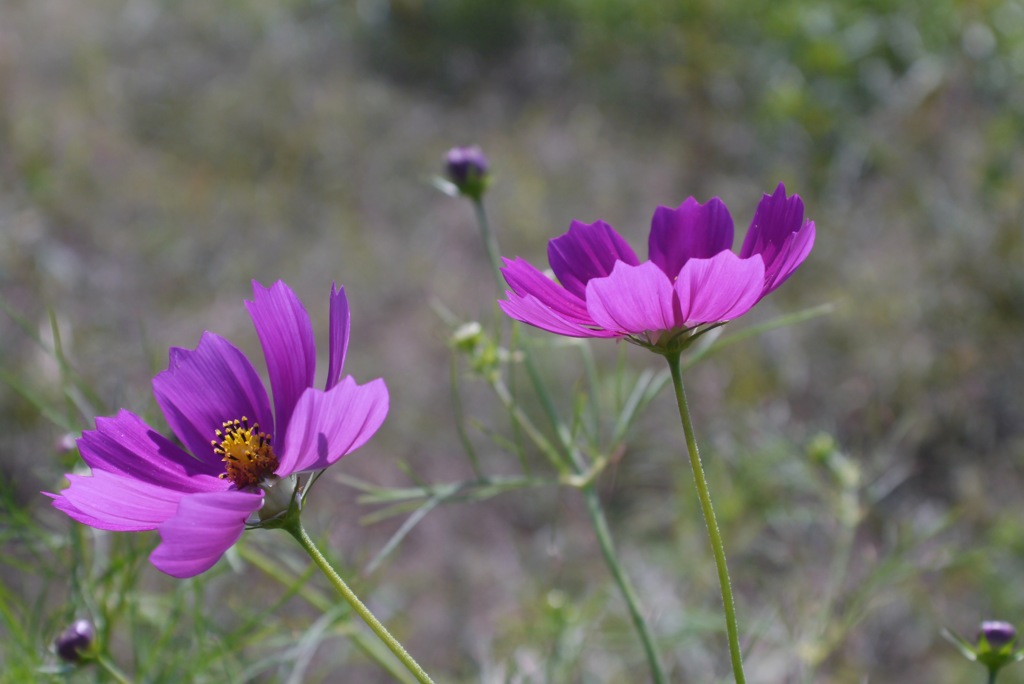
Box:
(153, 332, 274, 466)
(501, 257, 592, 324)
(47, 470, 189, 531)
(761, 220, 815, 296)
(77, 410, 225, 491)
(499, 291, 619, 338)
(547, 220, 640, 299)
(648, 197, 734, 279)
(585, 261, 678, 335)
(149, 490, 263, 578)
(325, 282, 350, 390)
(675, 251, 766, 325)
(739, 183, 806, 261)
(246, 281, 317, 447)
(277, 377, 389, 475)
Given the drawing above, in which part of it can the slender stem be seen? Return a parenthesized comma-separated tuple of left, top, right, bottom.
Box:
(95, 654, 134, 684)
(472, 198, 505, 291)
(582, 485, 668, 684)
(284, 520, 435, 684)
(666, 351, 746, 684)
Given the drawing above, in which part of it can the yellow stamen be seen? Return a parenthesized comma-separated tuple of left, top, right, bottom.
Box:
(212, 416, 278, 488)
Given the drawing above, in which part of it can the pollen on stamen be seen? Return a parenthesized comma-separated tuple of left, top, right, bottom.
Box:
(211, 416, 278, 488)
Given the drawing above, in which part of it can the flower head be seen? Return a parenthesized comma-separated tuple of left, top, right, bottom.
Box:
(499, 184, 815, 352)
(47, 281, 389, 578)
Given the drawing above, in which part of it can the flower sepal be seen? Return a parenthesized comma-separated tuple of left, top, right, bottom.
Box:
(629, 321, 727, 357)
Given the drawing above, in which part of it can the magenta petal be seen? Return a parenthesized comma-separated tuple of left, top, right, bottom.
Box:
(77, 410, 224, 490)
(325, 283, 350, 390)
(153, 332, 274, 466)
(675, 251, 766, 325)
(499, 292, 619, 338)
(246, 281, 317, 447)
(585, 261, 678, 335)
(649, 197, 734, 279)
(150, 490, 263, 578)
(277, 378, 389, 475)
(51, 470, 189, 531)
(501, 258, 592, 324)
(547, 220, 640, 299)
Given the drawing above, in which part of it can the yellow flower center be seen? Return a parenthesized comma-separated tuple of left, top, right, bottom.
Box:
(212, 417, 278, 488)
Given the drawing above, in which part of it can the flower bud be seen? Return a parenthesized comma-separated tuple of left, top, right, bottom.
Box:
(980, 621, 1017, 649)
(444, 145, 490, 201)
(55, 619, 94, 663)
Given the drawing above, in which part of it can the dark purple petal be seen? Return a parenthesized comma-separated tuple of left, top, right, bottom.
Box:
(153, 332, 274, 466)
(648, 197, 734, 279)
(675, 251, 765, 324)
(48, 470, 190, 531)
(277, 378, 389, 475)
(760, 220, 815, 297)
(547, 220, 640, 299)
(77, 410, 224, 490)
(585, 261, 678, 335)
(499, 291, 619, 338)
(325, 283, 350, 390)
(246, 281, 317, 447)
(501, 257, 595, 325)
(150, 490, 263, 578)
(739, 183, 805, 261)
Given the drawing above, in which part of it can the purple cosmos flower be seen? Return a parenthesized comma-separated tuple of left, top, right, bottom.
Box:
(48, 281, 389, 578)
(499, 184, 815, 349)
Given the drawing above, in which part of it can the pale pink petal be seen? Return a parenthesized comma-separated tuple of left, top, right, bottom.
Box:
(77, 410, 224, 491)
(675, 252, 766, 325)
(277, 378, 389, 475)
(325, 282, 350, 390)
(585, 261, 678, 335)
(246, 281, 317, 447)
(547, 220, 640, 298)
(649, 197, 734, 279)
(150, 490, 264, 578)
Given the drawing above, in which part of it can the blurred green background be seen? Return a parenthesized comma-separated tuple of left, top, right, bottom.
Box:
(3, 0, 1024, 681)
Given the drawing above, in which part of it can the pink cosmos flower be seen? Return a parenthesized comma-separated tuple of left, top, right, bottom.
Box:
(499, 184, 815, 349)
(48, 281, 389, 578)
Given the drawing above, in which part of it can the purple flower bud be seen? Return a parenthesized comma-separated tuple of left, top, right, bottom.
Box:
(55, 619, 95, 663)
(980, 621, 1017, 649)
(444, 145, 490, 199)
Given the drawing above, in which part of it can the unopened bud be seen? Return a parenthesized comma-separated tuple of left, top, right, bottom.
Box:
(55, 619, 94, 663)
(444, 146, 490, 201)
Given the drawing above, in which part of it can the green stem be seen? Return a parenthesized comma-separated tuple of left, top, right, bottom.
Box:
(666, 351, 746, 684)
(284, 520, 435, 684)
(472, 198, 505, 291)
(582, 485, 668, 684)
(95, 654, 133, 684)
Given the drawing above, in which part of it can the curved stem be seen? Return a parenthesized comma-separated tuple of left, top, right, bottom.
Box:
(582, 485, 668, 684)
(666, 351, 746, 684)
(284, 520, 435, 684)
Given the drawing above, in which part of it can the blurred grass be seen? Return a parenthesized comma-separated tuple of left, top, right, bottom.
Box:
(2, 0, 1024, 681)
